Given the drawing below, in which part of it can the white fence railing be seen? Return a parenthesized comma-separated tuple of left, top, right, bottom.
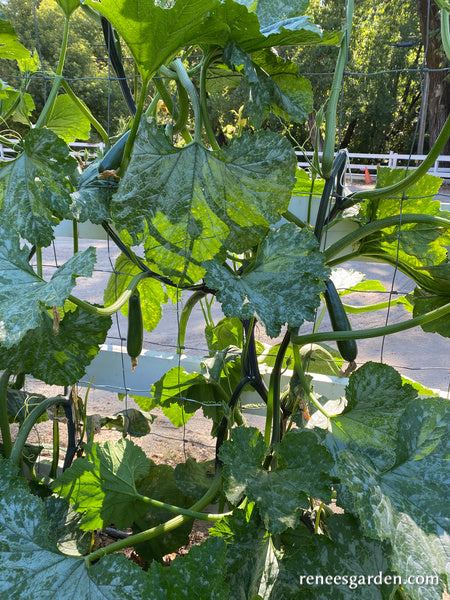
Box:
(1, 140, 449, 180)
(296, 150, 450, 180)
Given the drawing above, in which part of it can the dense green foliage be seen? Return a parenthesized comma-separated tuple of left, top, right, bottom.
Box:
(0, 0, 130, 136)
(0, 1, 449, 599)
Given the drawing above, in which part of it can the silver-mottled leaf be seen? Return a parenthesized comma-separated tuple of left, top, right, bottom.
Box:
(0, 229, 96, 348)
(0, 128, 77, 246)
(205, 223, 329, 337)
(0, 459, 149, 600)
(220, 427, 334, 534)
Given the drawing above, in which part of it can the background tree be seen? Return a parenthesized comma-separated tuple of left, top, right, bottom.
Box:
(416, 0, 450, 154)
(284, 0, 425, 153)
(0, 0, 131, 139)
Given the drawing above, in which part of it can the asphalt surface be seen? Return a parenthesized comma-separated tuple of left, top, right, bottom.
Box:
(37, 182, 450, 396)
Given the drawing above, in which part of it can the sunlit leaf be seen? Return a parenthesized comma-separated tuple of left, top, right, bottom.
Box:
(0, 17, 30, 61)
(83, 0, 224, 80)
(112, 120, 296, 283)
(104, 252, 168, 332)
(55, 0, 81, 18)
(45, 95, 91, 143)
(52, 438, 151, 530)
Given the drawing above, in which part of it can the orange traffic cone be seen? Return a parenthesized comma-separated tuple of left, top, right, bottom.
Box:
(364, 166, 372, 184)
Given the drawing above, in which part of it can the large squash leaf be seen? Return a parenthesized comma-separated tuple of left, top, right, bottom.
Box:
(204, 223, 329, 338)
(0, 307, 111, 386)
(210, 504, 279, 600)
(0, 229, 96, 348)
(335, 398, 449, 600)
(147, 349, 243, 427)
(83, 0, 338, 81)
(52, 438, 151, 530)
(112, 121, 296, 283)
(0, 128, 77, 247)
(215, 0, 341, 51)
(274, 514, 396, 599)
(147, 537, 229, 600)
(0, 459, 149, 600)
(220, 427, 335, 534)
(83, 0, 225, 80)
(0, 17, 30, 61)
(45, 94, 91, 144)
(224, 43, 313, 127)
(327, 362, 419, 470)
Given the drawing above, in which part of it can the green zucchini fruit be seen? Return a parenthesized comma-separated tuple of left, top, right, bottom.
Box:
(98, 130, 130, 173)
(324, 279, 357, 363)
(127, 290, 143, 370)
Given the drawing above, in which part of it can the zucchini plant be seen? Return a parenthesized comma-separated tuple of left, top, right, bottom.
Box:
(0, 1, 449, 599)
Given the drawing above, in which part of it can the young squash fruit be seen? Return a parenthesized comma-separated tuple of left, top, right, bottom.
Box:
(324, 279, 358, 364)
(127, 290, 143, 371)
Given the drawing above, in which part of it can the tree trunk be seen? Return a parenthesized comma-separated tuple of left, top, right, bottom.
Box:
(415, 0, 450, 154)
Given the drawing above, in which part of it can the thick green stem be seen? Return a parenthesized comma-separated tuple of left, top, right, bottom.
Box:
(199, 49, 220, 151)
(0, 370, 12, 458)
(118, 77, 150, 175)
(324, 213, 450, 263)
(137, 493, 230, 522)
(34, 16, 70, 129)
(172, 58, 202, 144)
(265, 331, 290, 446)
(72, 221, 79, 255)
(177, 291, 207, 353)
(291, 301, 450, 347)
(35, 246, 43, 279)
(10, 396, 71, 467)
(292, 345, 332, 420)
(282, 209, 309, 229)
(60, 79, 108, 143)
(0, 134, 22, 151)
(56, 16, 71, 77)
(85, 468, 222, 565)
(34, 75, 63, 128)
(153, 77, 191, 143)
(68, 271, 150, 317)
(350, 112, 450, 201)
(322, 0, 354, 178)
(342, 298, 404, 313)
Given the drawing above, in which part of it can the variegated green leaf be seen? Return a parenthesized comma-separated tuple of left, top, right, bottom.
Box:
(205, 224, 329, 338)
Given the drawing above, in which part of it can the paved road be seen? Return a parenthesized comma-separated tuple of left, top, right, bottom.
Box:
(40, 182, 450, 396)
